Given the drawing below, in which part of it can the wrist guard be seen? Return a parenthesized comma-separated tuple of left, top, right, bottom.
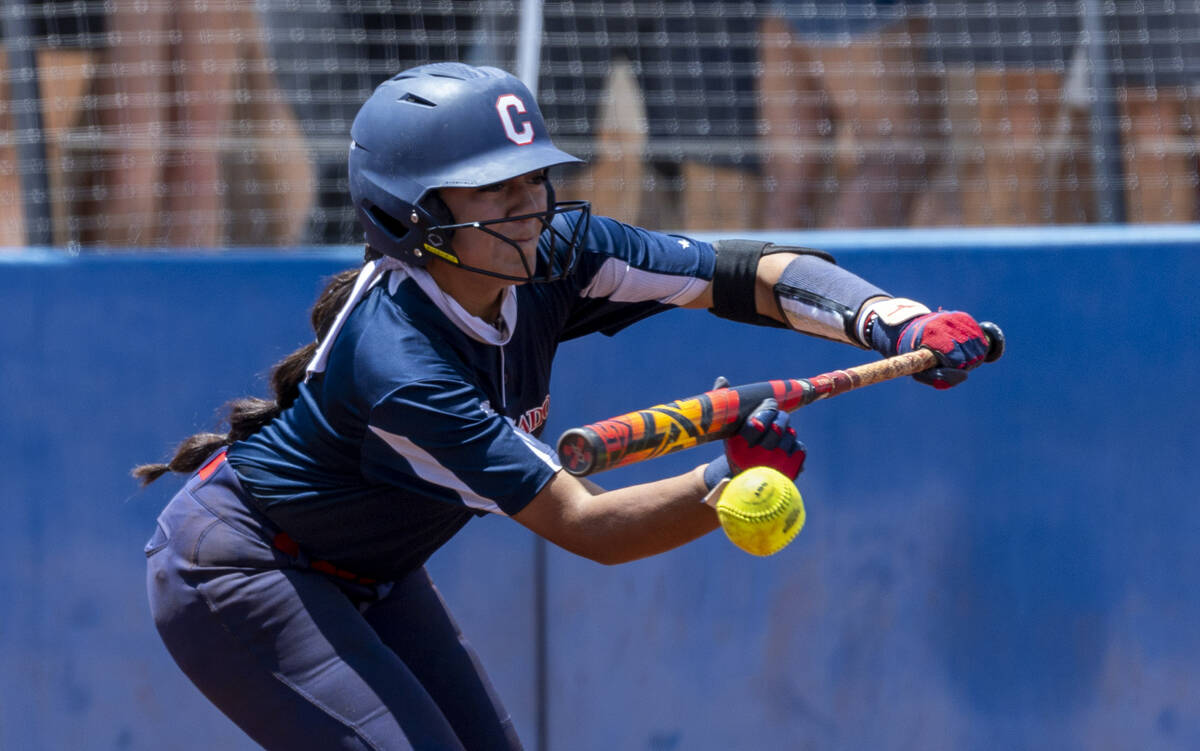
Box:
(857, 297, 933, 353)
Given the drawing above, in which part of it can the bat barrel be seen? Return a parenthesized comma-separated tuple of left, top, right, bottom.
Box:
(556, 380, 812, 476)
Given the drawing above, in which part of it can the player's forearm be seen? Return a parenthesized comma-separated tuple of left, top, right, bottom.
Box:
(515, 466, 719, 565)
(576, 467, 720, 564)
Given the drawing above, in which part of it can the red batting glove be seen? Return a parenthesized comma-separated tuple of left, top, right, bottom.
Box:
(867, 305, 989, 389)
(704, 398, 807, 489)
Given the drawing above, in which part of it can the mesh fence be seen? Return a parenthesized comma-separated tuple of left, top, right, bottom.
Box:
(1, 0, 1198, 248)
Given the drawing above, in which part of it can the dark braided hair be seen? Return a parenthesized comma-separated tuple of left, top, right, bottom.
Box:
(132, 249, 383, 485)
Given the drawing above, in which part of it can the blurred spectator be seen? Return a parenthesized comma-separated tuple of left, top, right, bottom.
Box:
(539, 0, 765, 230)
(7, 0, 1195, 245)
(69, 0, 313, 247)
(930, 0, 1097, 224)
(1, 0, 103, 247)
(930, 0, 1199, 225)
(259, 0, 477, 244)
(758, 0, 935, 228)
(1106, 0, 1200, 222)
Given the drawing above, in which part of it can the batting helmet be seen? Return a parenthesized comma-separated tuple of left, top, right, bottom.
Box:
(348, 62, 590, 281)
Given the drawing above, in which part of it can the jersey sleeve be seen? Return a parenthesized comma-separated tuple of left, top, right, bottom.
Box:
(362, 378, 561, 517)
(554, 213, 717, 339)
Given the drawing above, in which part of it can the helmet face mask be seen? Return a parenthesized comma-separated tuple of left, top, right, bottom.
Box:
(349, 63, 591, 283)
(422, 198, 591, 283)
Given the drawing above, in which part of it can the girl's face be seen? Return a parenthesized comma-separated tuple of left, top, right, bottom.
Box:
(437, 170, 549, 280)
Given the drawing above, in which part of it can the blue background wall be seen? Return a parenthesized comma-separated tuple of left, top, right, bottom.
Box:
(1, 227, 1197, 750)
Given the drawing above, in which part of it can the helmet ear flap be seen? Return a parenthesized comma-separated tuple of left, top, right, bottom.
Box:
(358, 192, 461, 268)
(420, 191, 456, 252)
(361, 201, 427, 266)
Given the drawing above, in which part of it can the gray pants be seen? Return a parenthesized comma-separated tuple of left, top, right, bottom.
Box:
(145, 456, 521, 750)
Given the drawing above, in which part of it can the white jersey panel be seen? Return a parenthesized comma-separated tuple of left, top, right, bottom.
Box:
(369, 425, 505, 515)
(505, 418, 563, 473)
(581, 256, 710, 306)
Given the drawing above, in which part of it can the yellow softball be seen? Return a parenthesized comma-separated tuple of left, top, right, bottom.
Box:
(714, 466, 806, 557)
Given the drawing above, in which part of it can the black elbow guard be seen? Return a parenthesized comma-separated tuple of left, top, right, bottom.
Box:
(710, 240, 835, 329)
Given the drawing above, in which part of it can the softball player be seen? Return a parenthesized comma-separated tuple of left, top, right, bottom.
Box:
(137, 63, 990, 750)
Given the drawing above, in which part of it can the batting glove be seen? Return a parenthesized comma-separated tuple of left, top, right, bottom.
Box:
(864, 301, 989, 390)
(704, 396, 807, 490)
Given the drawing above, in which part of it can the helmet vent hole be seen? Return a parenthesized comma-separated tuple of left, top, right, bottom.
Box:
(367, 205, 412, 241)
(399, 93, 437, 107)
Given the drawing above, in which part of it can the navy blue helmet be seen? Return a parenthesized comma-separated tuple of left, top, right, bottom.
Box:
(348, 63, 590, 282)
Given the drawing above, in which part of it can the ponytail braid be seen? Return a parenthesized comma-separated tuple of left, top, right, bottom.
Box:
(132, 249, 383, 486)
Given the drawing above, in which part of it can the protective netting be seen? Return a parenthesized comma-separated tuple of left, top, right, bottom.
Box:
(1, 0, 1197, 248)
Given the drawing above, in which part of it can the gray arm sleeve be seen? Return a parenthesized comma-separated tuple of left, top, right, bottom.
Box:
(773, 255, 889, 346)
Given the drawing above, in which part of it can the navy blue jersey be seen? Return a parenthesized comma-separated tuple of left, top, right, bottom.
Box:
(228, 213, 715, 580)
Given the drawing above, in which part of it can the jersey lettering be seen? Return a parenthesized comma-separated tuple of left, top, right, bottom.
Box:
(518, 394, 551, 434)
(496, 94, 534, 146)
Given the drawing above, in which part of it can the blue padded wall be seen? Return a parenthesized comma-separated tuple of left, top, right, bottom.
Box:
(1, 227, 1197, 750)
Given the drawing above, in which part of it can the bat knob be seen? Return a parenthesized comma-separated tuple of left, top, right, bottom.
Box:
(980, 321, 1005, 363)
(557, 429, 598, 476)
